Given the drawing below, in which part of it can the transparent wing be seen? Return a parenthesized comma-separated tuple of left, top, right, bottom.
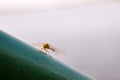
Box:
(30, 42, 42, 46)
(49, 44, 65, 54)
(29, 42, 43, 51)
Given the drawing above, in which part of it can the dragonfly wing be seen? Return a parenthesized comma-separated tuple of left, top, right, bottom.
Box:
(49, 44, 65, 54)
(30, 42, 42, 46)
(29, 42, 43, 51)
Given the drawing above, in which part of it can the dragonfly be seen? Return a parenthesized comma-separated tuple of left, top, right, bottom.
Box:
(30, 42, 65, 55)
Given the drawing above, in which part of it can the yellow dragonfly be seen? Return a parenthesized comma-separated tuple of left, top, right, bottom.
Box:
(31, 42, 65, 55)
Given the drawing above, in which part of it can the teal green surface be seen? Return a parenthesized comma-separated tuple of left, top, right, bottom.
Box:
(0, 30, 92, 80)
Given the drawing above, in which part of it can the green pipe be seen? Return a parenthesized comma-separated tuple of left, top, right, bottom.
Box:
(0, 30, 92, 80)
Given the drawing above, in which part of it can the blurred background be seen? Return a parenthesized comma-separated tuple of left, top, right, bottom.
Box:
(0, 0, 120, 80)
